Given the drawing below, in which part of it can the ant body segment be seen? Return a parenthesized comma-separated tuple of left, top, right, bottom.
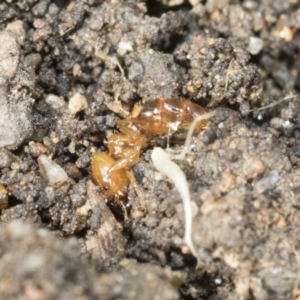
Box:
(91, 98, 209, 215)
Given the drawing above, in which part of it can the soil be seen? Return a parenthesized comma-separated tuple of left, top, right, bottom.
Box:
(1, 0, 300, 299)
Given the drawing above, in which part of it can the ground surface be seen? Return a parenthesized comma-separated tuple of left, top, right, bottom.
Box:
(1, 0, 300, 299)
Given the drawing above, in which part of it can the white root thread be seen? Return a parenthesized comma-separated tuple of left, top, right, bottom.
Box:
(95, 48, 125, 76)
(173, 111, 216, 160)
(223, 59, 234, 96)
(250, 94, 299, 112)
(151, 147, 202, 266)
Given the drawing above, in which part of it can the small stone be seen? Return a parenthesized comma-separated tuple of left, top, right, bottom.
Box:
(68, 93, 88, 114)
(243, 157, 265, 180)
(37, 155, 69, 187)
(248, 36, 264, 55)
(189, 0, 200, 5)
(45, 94, 66, 109)
(28, 141, 47, 157)
(6, 20, 26, 45)
(206, 0, 229, 13)
(117, 41, 133, 56)
(0, 31, 19, 79)
(276, 26, 294, 42)
(0, 149, 14, 168)
(219, 173, 236, 193)
(277, 216, 287, 229)
(23, 53, 42, 70)
(254, 170, 279, 194)
(65, 163, 82, 180)
(0, 183, 8, 209)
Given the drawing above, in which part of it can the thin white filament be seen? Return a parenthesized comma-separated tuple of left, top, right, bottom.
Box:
(151, 147, 201, 264)
(173, 111, 216, 160)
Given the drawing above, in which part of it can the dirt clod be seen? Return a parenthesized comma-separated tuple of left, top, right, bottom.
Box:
(0, 31, 34, 150)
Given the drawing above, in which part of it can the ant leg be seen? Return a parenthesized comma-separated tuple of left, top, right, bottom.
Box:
(109, 158, 130, 173)
(109, 153, 139, 173)
(126, 170, 146, 212)
(117, 120, 142, 138)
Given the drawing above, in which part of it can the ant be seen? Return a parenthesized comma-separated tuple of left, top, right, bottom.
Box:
(91, 98, 209, 216)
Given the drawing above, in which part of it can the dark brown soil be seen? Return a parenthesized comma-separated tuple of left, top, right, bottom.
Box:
(1, 1, 300, 299)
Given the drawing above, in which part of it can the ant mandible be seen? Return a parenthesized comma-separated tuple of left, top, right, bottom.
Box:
(91, 98, 209, 216)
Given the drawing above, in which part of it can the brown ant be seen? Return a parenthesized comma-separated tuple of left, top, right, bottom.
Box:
(91, 98, 209, 216)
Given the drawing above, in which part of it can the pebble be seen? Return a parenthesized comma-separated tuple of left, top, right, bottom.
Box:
(219, 173, 236, 193)
(23, 53, 42, 70)
(0, 183, 8, 209)
(254, 170, 279, 194)
(0, 149, 14, 168)
(37, 155, 69, 187)
(243, 157, 265, 180)
(65, 163, 82, 180)
(28, 141, 48, 157)
(45, 94, 66, 109)
(248, 36, 264, 55)
(68, 93, 88, 114)
(6, 20, 26, 45)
